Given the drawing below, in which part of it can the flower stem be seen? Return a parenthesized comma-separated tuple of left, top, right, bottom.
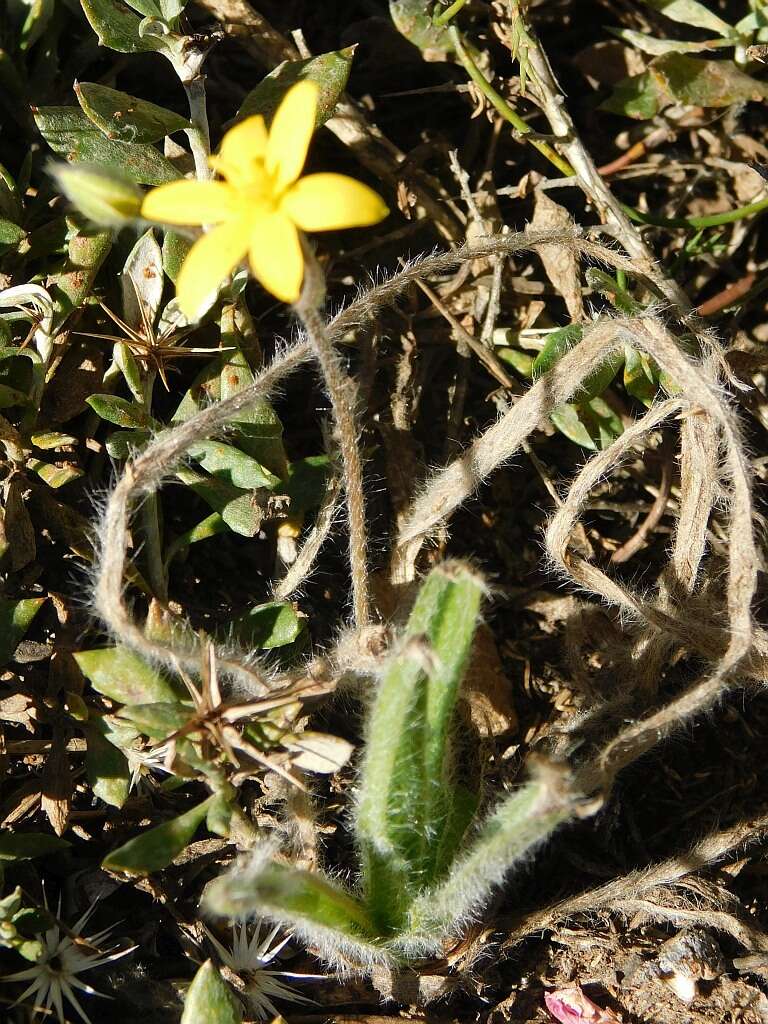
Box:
(295, 250, 371, 629)
(434, 0, 469, 27)
(448, 25, 575, 179)
(184, 77, 212, 181)
(140, 370, 168, 602)
(623, 195, 768, 231)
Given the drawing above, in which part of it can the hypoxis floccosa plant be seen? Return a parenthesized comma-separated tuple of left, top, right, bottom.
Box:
(207, 562, 577, 968)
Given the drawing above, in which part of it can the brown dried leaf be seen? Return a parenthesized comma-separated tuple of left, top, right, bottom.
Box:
(573, 40, 646, 87)
(0, 692, 37, 731)
(3, 475, 36, 571)
(41, 339, 103, 425)
(462, 624, 517, 738)
(284, 731, 355, 774)
(41, 730, 72, 835)
(532, 191, 584, 321)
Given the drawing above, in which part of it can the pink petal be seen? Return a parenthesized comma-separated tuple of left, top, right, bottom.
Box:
(544, 986, 622, 1024)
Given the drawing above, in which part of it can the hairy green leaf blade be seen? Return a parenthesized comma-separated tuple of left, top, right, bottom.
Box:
(356, 562, 485, 927)
(404, 776, 576, 946)
(206, 859, 380, 947)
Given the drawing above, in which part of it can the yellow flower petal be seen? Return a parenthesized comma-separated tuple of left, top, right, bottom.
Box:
(216, 115, 269, 187)
(176, 219, 251, 320)
(141, 180, 237, 226)
(281, 173, 389, 232)
(266, 81, 319, 194)
(249, 211, 304, 303)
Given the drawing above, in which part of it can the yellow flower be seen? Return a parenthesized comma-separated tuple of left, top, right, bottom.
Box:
(141, 81, 388, 318)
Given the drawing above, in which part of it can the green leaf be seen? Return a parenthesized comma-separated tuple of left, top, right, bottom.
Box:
(84, 718, 131, 808)
(653, 54, 768, 107)
(603, 54, 768, 120)
(226, 601, 304, 650)
(206, 789, 233, 838)
(27, 459, 83, 489)
(0, 383, 28, 407)
(76, 82, 190, 144)
(75, 645, 182, 704)
(623, 346, 660, 407)
(284, 456, 331, 517)
(114, 341, 143, 402)
(188, 440, 280, 491)
(640, 0, 733, 35)
(356, 562, 486, 931)
(123, 0, 187, 21)
(496, 347, 534, 377)
(31, 431, 77, 449)
(34, 107, 181, 185)
(610, 27, 730, 57)
(206, 860, 379, 946)
(585, 268, 643, 316)
(182, 961, 243, 1024)
(119, 701, 193, 738)
(551, 397, 624, 450)
(0, 597, 45, 667)
(105, 428, 151, 460)
(175, 465, 264, 538)
(390, 0, 454, 55)
(0, 162, 22, 223)
(532, 324, 584, 378)
(0, 219, 26, 247)
(48, 228, 112, 323)
(218, 342, 287, 476)
(103, 796, 213, 874)
(161, 230, 191, 284)
(79, 0, 166, 53)
(533, 323, 621, 402)
(164, 512, 228, 565)
(237, 48, 355, 128)
(86, 393, 149, 428)
(406, 779, 575, 944)
(0, 831, 69, 860)
(18, 0, 55, 50)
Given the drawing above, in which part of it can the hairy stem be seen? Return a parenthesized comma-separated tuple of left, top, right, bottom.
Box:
(295, 252, 371, 629)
